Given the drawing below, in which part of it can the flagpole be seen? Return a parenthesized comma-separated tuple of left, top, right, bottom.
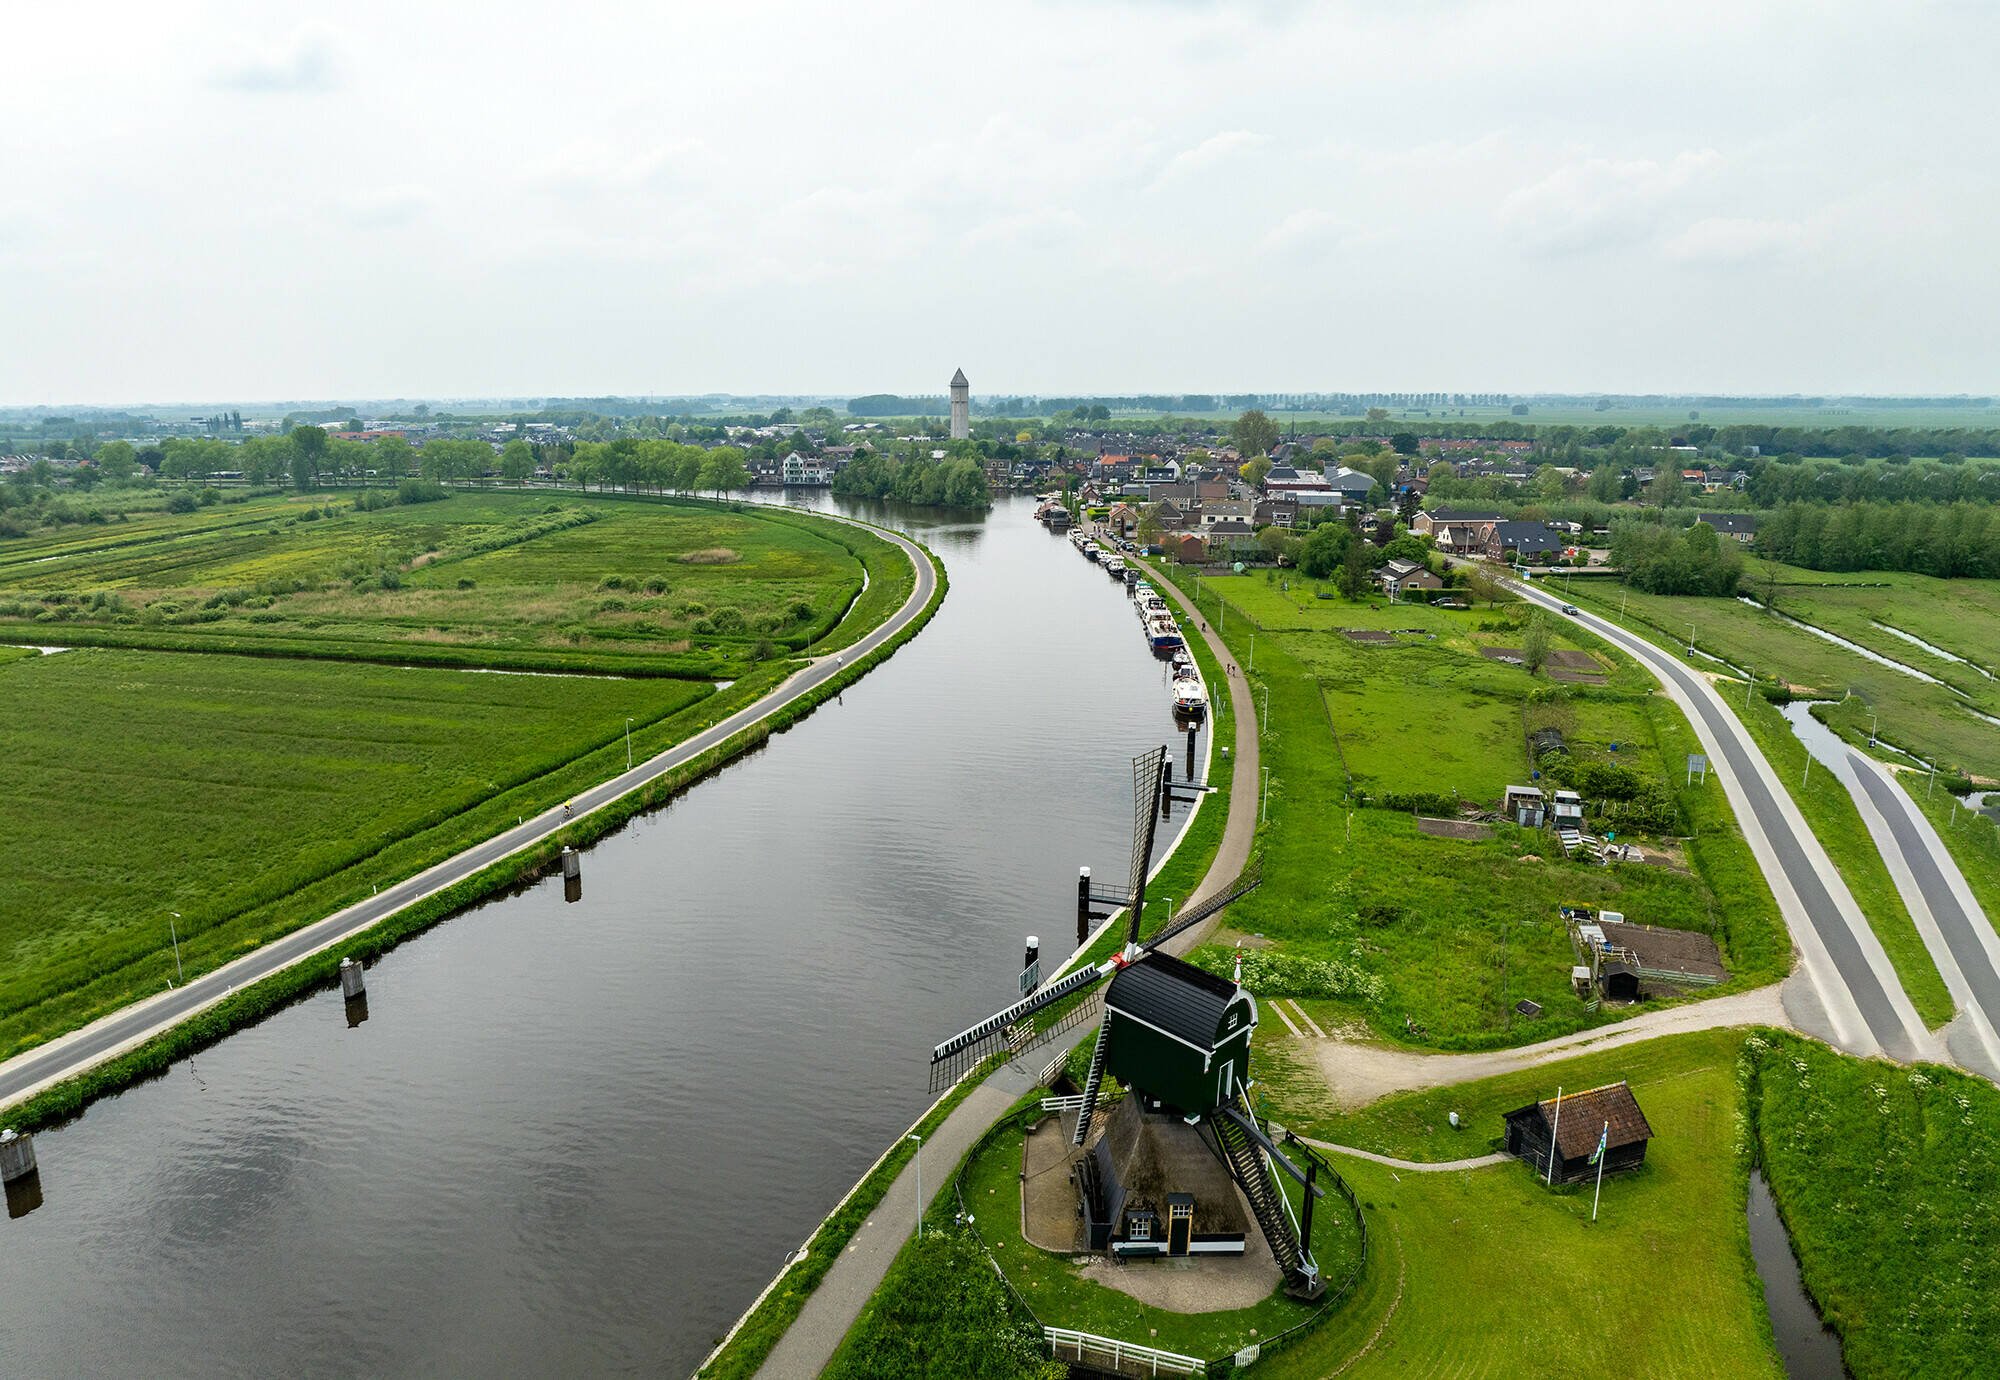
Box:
(1546, 1086, 1562, 1186)
(1591, 1120, 1608, 1221)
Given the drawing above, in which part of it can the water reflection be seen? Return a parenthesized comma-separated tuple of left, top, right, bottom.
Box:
(1747, 1170, 1847, 1378)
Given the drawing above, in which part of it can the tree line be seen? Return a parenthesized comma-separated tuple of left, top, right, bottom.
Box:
(1753, 501, 2000, 578)
(831, 451, 990, 507)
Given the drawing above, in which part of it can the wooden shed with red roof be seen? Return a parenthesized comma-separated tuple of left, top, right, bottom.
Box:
(1502, 1081, 1653, 1186)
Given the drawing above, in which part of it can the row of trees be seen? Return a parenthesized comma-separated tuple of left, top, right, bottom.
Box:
(831, 451, 989, 507)
(1609, 519, 1746, 595)
(1752, 501, 2000, 578)
(559, 439, 751, 496)
(1745, 456, 2000, 507)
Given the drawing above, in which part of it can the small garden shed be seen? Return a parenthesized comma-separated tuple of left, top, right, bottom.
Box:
(1503, 1081, 1654, 1186)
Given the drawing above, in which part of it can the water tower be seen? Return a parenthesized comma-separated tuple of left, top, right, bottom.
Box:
(949, 367, 969, 440)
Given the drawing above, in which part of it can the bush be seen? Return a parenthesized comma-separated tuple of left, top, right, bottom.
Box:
(644, 576, 670, 594)
(1189, 944, 1385, 1003)
(707, 606, 748, 634)
(789, 598, 815, 623)
(166, 493, 198, 514)
(456, 577, 476, 590)
(397, 478, 448, 505)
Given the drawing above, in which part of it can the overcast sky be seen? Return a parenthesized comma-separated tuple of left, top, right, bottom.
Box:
(4, 1, 1996, 403)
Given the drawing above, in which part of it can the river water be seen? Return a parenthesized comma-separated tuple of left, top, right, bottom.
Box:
(0, 494, 1209, 1376)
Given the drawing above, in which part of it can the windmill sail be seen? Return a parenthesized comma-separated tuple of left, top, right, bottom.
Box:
(1137, 859, 1262, 955)
(1124, 747, 1167, 946)
(928, 963, 1110, 1090)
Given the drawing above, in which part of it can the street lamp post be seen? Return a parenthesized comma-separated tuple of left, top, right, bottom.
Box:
(908, 1134, 924, 1240)
(625, 716, 635, 770)
(1260, 682, 1269, 736)
(1869, 712, 1878, 749)
(1687, 623, 1696, 658)
(1261, 766, 1270, 824)
(168, 911, 184, 986)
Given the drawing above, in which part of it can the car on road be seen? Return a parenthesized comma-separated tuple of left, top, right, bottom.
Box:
(1561, 604, 1579, 615)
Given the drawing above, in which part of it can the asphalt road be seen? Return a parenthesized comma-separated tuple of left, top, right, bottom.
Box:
(1845, 751, 2000, 1077)
(1513, 578, 1935, 1064)
(0, 516, 936, 1111)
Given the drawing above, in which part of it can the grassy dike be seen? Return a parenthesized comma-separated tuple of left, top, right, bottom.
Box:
(698, 567, 1241, 1380)
(0, 544, 946, 1132)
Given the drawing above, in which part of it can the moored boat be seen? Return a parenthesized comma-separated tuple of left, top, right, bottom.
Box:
(1172, 675, 1208, 721)
(1147, 615, 1184, 654)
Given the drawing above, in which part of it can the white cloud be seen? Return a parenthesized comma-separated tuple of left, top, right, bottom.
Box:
(1663, 216, 1810, 264)
(1259, 209, 1347, 255)
(1499, 149, 1723, 256)
(208, 29, 341, 94)
(3, 1, 1999, 397)
(960, 207, 1086, 251)
(1151, 130, 1265, 188)
(329, 187, 433, 231)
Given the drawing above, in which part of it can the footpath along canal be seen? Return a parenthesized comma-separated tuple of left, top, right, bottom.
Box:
(0, 495, 1208, 1377)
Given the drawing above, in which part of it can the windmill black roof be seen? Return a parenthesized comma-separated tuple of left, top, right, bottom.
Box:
(1105, 950, 1243, 1047)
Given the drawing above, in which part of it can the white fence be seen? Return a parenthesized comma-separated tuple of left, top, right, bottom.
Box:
(1045, 1326, 1205, 1376)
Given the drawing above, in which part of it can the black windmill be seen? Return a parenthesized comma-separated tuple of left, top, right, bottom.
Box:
(928, 747, 1327, 1298)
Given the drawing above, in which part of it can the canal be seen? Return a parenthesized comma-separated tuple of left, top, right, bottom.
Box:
(0, 494, 1211, 1376)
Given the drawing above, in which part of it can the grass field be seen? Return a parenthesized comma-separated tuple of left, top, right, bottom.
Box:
(0, 491, 892, 677)
(0, 647, 719, 1053)
(1281, 1030, 1781, 1379)
(1747, 1032, 2000, 1379)
(1565, 568, 2000, 779)
(0, 494, 919, 1057)
(1160, 570, 1788, 1053)
(983, 1029, 1779, 1380)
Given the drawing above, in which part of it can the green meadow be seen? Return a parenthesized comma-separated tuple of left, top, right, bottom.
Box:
(0, 491, 897, 678)
(1166, 570, 1788, 1052)
(0, 648, 720, 1056)
(0, 492, 917, 1056)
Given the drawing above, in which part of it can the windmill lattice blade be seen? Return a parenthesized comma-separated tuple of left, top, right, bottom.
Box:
(931, 965, 1105, 1065)
(1005, 990, 1103, 1068)
(1128, 747, 1167, 906)
(1139, 859, 1263, 953)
